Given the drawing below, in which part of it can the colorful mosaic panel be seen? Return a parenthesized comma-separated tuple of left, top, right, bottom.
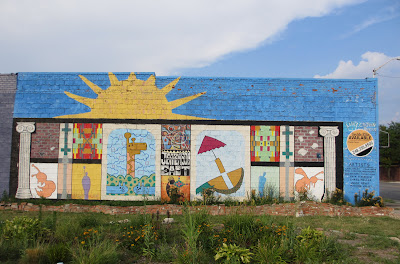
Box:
(73, 123, 102, 159)
(161, 125, 191, 150)
(294, 126, 324, 162)
(251, 126, 280, 162)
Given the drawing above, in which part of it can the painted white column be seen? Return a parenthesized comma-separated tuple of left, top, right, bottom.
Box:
(15, 122, 35, 199)
(319, 126, 339, 198)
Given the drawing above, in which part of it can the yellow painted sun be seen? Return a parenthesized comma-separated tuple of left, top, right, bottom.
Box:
(56, 72, 206, 119)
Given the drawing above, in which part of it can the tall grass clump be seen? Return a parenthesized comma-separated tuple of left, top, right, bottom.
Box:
(72, 239, 119, 264)
(177, 208, 202, 263)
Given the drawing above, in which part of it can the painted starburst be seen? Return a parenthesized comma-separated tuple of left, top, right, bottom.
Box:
(56, 72, 206, 119)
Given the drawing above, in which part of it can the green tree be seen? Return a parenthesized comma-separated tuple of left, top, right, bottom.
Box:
(380, 122, 400, 180)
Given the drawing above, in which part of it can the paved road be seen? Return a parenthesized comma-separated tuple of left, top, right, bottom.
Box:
(380, 181, 400, 201)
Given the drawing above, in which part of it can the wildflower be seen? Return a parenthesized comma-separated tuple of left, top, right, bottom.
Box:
(131, 244, 135, 247)
(81, 241, 85, 245)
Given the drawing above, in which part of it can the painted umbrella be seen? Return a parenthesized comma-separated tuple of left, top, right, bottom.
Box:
(196, 136, 244, 195)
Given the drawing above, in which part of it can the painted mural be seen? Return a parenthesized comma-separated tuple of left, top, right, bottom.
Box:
(10, 72, 379, 203)
(19, 122, 343, 201)
(72, 123, 102, 159)
(105, 129, 156, 197)
(195, 130, 246, 198)
(30, 163, 58, 199)
(72, 164, 101, 200)
(294, 167, 324, 201)
(294, 126, 323, 162)
(251, 126, 280, 162)
(160, 124, 191, 201)
(250, 167, 280, 197)
(57, 123, 73, 199)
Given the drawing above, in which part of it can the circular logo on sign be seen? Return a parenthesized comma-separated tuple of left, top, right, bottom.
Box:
(347, 129, 374, 157)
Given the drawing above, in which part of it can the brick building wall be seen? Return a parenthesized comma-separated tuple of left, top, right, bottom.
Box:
(0, 74, 17, 198)
(8, 72, 378, 203)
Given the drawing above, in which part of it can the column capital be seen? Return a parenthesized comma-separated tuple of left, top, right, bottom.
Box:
(319, 126, 339, 137)
(16, 122, 35, 133)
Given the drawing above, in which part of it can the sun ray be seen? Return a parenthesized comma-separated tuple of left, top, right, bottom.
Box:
(160, 77, 181, 95)
(169, 92, 206, 109)
(79, 75, 103, 95)
(144, 75, 156, 86)
(108, 72, 120, 86)
(128, 72, 137, 81)
(64, 91, 95, 107)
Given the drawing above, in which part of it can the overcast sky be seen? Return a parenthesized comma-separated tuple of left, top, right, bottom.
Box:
(0, 0, 399, 124)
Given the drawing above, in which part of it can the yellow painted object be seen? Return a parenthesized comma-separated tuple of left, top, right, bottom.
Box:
(56, 72, 207, 119)
(208, 176, 228, 190)
(228, 168, 243, 187)
(215, 158, 225, 173)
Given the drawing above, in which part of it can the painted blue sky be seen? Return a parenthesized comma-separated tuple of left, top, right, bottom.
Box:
(1, 0, 399, 123)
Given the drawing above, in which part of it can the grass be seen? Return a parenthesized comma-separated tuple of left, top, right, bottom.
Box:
(0, 210, 399, 263)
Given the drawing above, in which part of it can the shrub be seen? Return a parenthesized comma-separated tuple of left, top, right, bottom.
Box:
(214, 243, 253, 264)
(2, 216, 42, 240)
(354, 189, 384, 207)
(325, 188, 348, 205)
(296, 226, 324, 246)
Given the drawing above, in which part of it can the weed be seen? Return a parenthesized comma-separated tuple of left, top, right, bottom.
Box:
(20, 244, 48, 264)
(181, 208, 202, 263)
(343, 231, 357, 240)
(45, 242, 72, 263)
(142, 222, 156, 260)
(78, 213, 101, 228)
(154, 242, 175, 262)
(201, 188, 220, 205)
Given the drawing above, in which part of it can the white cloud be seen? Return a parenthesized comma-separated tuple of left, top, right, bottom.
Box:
(341, 2, 400, 38)
(314, 52, 400, 124)
(0, 0, 363, 74)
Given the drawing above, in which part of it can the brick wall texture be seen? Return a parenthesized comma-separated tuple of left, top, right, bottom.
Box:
(31, 123, 60, 159)
(0, 74, 17, 198)
(0, 201, 394, 218)
(294, 126, 324, 162)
